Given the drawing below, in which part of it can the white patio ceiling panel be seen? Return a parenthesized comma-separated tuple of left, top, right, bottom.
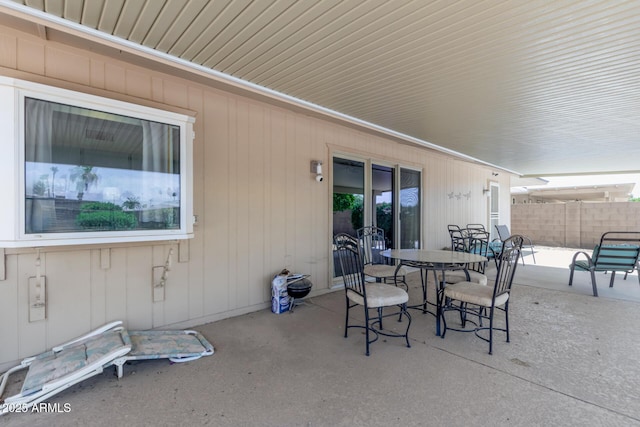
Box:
(5, 0, 640, 176)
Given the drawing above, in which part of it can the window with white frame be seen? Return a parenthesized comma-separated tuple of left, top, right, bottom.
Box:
(0, 77, 194, 247)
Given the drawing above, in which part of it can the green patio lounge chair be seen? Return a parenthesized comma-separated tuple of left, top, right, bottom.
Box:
(568, 231, 640, 297)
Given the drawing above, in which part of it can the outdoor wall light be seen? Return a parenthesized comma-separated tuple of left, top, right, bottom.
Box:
(311, 160, 323, 182)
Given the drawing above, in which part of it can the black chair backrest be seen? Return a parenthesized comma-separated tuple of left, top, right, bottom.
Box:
(467, 230, 491, 273)
(448, 224, 462, 233)
(333, 233, 359, 277)
(334, 233, 358, 250)
(466, 223, 486, 232)
(493, 235, 523, 299)
(448, 225, 467, 252)
(335, 243, 367, 299)
(357, 226, 387, 265)
(450, 230, 468, 252)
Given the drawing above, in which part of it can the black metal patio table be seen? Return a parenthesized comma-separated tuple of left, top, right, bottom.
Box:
(381, 249, 487, 336)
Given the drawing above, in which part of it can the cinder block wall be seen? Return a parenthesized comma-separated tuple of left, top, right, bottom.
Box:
(511, 202, 640, 249)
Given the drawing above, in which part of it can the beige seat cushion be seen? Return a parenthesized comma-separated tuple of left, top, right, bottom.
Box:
(21, 329, 128, 395)
(438, 270, 488, 286)
(364, 264, 408, 279)
(347, 283, 409, 308)
(443, 281, 509, 307)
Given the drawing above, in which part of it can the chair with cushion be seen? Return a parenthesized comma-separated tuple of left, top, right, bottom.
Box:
(470, 229, 498, 268)
(568, 231, 640, 296)
(466, 223, 486, 233)
(334, 241, 412, 356)
(333, 233, 359, 277)
(448, 224, 468, 252)
(440, 235, 523, 354)
(357, 226, 408, 289)
(439, 230, 491, 286)
(470, 228, 499, 267)
(495, 224, 535, 265)
(333, 232, 358, 250)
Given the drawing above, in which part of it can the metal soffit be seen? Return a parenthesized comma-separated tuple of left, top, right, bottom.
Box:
(3, 0, 640, 177)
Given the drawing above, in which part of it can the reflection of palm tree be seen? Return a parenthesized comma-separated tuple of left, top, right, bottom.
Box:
(50, 166, 58, 198)
(122, 196, 141, 210)
(70, 166, 98, 201)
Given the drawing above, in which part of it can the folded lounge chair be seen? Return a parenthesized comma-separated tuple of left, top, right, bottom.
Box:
(112, 329, 214, 379)
(0, 321, 214, 415)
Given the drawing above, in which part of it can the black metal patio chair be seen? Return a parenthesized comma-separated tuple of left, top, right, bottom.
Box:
(357, 226, 408, 289)
(440, 235, 523, 354)
(334, 240, 412, 356)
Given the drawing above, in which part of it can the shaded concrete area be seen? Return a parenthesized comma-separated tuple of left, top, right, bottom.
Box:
(518, 246, 640, 302)
(3, 247, 640, 426)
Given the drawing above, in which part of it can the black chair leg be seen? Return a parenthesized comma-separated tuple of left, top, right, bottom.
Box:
(504, 303, 510, 343)
(440, 309, 448, 339)
(488, 306, 495, 355)
(344, 299, 350, 338)
(364, 308, 371, 357)
(609, 271, 616, 288)
(590, 270, 599, 297)
(459, 302, 467, 327)
(568, 266, 575, 286)
(400, 304, 412, 348)
(421, 269, 428, 313)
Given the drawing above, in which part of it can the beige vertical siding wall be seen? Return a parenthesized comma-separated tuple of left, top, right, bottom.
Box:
(0, 24, 510, 370)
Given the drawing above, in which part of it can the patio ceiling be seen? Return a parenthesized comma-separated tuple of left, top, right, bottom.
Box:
(2, 0, 640, 177)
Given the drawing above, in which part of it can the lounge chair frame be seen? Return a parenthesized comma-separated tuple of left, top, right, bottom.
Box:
(568, 231, 640, 296)
(0, 321, 214, 415)
(0, 321, 130, 415)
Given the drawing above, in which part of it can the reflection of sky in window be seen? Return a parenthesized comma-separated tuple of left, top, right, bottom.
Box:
(25, 162, 180, 207)
(401, 188, 419, 206)
(376, 191, 392, 204)
(375, 189, 419, 206)
(375, 189, 420, 206)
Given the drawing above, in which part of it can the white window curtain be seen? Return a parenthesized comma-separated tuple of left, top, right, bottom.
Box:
(141, 121, 175, 224)
(25, 98, 54, 233)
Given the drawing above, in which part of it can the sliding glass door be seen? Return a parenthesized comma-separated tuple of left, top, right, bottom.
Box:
(400, 168, 421, 249)
(332, 157, 365, 235)
(372, 164, 394, 249)
(332, 156, 421, 277)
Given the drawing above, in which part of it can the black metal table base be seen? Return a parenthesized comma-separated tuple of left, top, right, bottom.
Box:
(402, 262, 470, 336)
(406, 268, 438, 316)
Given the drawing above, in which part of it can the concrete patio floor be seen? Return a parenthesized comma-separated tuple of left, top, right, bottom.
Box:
(3, 247, 640, 426)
